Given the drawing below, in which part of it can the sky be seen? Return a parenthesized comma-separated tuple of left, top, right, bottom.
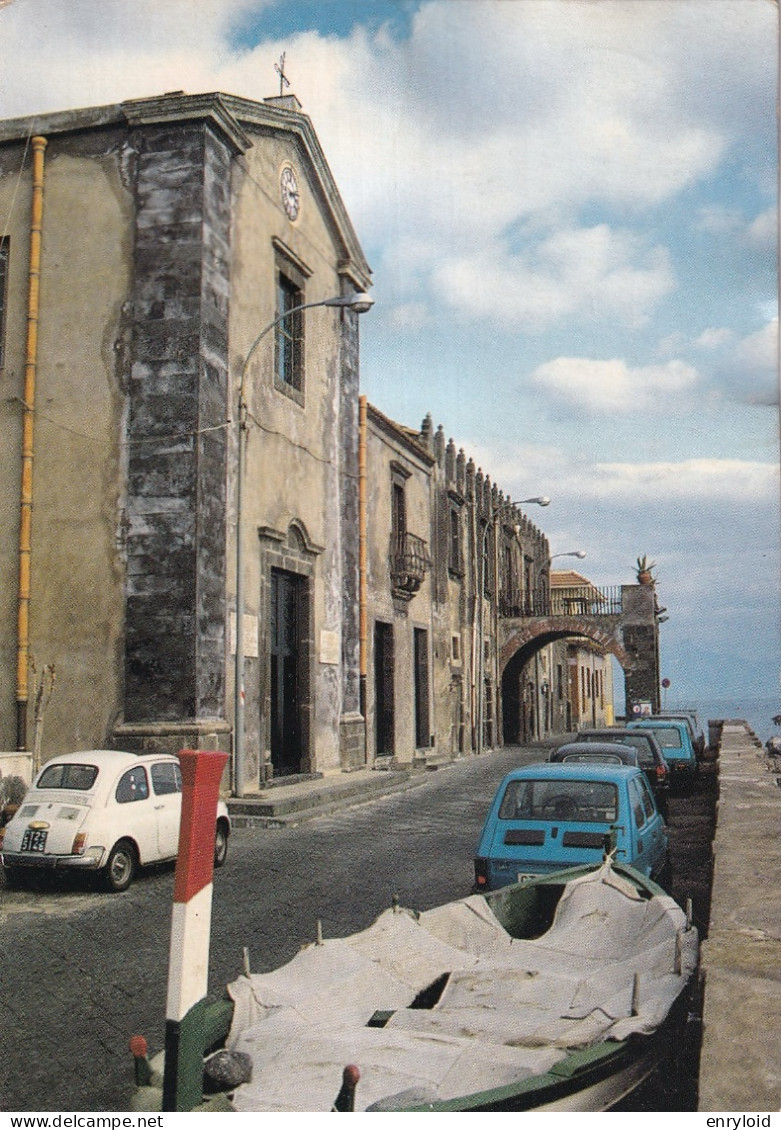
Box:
(0, 0, 778, 723)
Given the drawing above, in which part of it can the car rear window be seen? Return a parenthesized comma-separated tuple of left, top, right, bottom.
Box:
(562, 753, 623, 764)
(37, 763, 98, 791)
(498, 779, 618, 823)
(648, 728, 682, 748)
(115, 766, 150, 803)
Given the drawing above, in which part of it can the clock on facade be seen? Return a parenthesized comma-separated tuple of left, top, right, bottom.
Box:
(280, 164, 300, 221)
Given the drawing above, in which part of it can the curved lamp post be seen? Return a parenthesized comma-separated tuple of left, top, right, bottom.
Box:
(476, 496, 550, 758)
(550, 550, 586, 562)
(234, 291, 374, 797)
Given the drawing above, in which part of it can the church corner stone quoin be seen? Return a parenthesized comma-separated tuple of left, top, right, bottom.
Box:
(0, 90, 661, 792)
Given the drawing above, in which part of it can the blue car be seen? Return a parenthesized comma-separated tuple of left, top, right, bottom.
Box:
(627, 718, 697, 789)
(474, 763, 669, 892)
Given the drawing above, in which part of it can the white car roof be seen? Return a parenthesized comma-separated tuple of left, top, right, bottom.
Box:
(32, 750, 178, 793)
(40, 750, 176, 768)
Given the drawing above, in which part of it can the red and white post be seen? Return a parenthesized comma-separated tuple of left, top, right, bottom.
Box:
(162, 749, 228, 1112)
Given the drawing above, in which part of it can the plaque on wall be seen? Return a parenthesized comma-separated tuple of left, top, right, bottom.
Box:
(319, 629, 340, 665)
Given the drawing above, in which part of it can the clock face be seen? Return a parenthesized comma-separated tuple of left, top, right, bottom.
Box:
(280, 164, 300, 221)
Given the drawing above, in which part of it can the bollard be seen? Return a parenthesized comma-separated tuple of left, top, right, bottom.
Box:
(162, 749, 228, 1112)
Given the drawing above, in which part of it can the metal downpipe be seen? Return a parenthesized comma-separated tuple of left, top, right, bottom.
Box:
(16, 135, 47, 751)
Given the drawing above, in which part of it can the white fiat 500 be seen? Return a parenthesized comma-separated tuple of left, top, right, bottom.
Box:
(0, 750, 230, 892)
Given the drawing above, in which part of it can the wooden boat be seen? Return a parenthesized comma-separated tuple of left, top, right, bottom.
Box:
(131, 859, 699, 1112)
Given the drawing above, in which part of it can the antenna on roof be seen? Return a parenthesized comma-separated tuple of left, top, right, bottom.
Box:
(274, 52, 291, 97)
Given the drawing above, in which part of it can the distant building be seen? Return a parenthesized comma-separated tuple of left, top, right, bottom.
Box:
(362, 405, 552, 765)
(550, 570, 615, 730)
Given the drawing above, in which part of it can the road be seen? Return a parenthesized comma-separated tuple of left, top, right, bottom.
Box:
(0, 743, 714, 1112)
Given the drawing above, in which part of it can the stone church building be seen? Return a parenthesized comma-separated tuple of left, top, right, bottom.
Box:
(0, 90, 372, 790)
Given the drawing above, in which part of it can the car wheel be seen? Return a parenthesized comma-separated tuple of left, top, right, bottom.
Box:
(104, 840, 136, 892)
(214, 821, 229, 868)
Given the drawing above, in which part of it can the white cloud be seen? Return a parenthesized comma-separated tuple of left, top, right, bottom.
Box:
(589, 457, 779, 503)
(695, 327, 734, 350)
(733, 318, 779, 373)
(431, 225, 675, 331)
(746, 207, 778, 248)
(705, 318, 780, 405)
(530, 356, 698, 414)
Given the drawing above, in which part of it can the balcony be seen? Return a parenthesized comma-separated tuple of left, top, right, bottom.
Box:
(389, 531, 431, 599)
(499, 585, 623, 619)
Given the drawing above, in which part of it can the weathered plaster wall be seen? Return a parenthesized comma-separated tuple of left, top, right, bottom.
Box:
(0, 133, 130, 755)
(229, 125, 355, 778)
(365, 410, 435, 765)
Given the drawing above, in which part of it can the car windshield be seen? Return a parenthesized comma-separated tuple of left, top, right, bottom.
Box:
(36, 763, 99, 790)
(498, 778, 618, 823)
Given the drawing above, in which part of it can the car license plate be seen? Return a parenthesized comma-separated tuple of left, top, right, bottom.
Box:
(21, 828, 48, 852)
(516, 872, 535, 882)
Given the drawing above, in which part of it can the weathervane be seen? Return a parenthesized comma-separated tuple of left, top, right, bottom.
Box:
(274, 52, 291, 97)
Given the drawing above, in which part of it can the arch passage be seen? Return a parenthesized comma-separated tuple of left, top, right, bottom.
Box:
(499, 619, 632, 744)
(499, 617, 631, 671)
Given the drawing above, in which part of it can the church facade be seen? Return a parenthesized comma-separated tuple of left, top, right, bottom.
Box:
(0, 91, 371, 789)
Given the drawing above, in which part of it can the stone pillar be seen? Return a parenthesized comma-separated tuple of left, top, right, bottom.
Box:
(117, 118, 233, 749)
(620, 584, 661, 715)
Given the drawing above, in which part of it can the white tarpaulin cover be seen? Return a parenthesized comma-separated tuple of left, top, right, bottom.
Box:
(226, 862, 698, 1112)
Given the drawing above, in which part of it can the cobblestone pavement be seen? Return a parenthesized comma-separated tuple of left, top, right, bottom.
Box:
(0, 744, 715, 1113)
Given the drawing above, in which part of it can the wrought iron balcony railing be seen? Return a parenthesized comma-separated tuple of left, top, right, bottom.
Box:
(389, 531, 431, 596)
(499, 585, 623, 619)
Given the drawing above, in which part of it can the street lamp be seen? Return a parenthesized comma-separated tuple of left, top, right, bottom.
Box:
(233, 291, 374, 797)
(476, 496, 550, 758)
(550, 550, 586, 562)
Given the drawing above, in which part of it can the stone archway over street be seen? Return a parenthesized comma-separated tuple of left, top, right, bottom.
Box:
(498, 583, 662, 718)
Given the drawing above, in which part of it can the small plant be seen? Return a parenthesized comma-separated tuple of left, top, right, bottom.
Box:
(635, 556, 657, 584)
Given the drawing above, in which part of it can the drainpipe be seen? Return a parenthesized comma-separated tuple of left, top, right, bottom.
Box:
(16, 136, 47, 751)
(358, 396, 368, 762)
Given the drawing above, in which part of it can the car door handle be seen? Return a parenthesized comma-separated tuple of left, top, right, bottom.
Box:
(155, 804, 166, 810)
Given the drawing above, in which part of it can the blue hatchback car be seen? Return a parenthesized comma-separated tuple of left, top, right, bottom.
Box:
(627, 718, 697, 789)
(474, 763, 669, 892)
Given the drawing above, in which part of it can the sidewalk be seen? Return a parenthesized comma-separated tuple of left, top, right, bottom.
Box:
(226, 761, 445, 828)
(698, 722, 781, 1111)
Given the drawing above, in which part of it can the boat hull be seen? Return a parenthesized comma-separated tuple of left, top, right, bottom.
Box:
(132, 862, 698, 1114)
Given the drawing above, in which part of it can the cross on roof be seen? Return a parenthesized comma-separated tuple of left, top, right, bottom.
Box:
(274, 53, 291, 97)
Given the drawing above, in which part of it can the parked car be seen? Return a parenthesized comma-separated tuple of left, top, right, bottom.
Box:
(474, 763, 670, 892)
(0, 750, 230, 892)
(657, 712, 705, 758)
(627, 719, 697, 789)
(572, 728, 670, 813)
(549, 742, 639, 766)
